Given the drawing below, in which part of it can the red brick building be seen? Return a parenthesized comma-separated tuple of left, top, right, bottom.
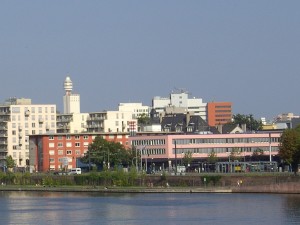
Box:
(29, 132, 129, 172)
(207, 102, 232, 127)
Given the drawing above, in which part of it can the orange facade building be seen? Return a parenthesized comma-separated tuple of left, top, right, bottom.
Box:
(207, 102, 232, 127)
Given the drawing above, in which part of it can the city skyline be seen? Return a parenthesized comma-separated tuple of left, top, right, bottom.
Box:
(1, 1, 300, 120)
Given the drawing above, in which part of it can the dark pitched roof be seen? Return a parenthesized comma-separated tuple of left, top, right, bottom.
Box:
(161, 113, 219, 134)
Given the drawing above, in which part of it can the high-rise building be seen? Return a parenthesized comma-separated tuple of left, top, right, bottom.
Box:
(63, 76, 80, 114)
(207, 102, 232, 127)
(0, 98, 56, 169)
(152, 90, 207, 120)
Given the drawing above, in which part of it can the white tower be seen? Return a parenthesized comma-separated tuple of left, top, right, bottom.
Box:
(63, 76, 80, 114)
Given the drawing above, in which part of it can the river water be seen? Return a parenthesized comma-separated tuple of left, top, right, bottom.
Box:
(0, 191, 299, 225)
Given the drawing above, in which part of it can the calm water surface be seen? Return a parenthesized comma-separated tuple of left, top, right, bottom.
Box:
(0, 191, 299, 225)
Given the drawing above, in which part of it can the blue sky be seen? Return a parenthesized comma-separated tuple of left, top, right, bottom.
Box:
(1, 1, 299, 120)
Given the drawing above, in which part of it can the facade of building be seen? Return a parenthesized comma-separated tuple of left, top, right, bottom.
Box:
(0, 98, 56, 168)
(63, 76, 80, 114)
(29, 132, 129, 172)
(152, 90, 207, 121)
(118, 103, 150, 119)
(56, 113, 89, 133)
(207, 102, 232, 127)
(86, 111, 137, 133)
(129, 132, 281, 171)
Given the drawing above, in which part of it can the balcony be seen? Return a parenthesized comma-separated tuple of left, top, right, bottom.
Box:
(0, 133, 8, 137)
(25, 110, 30, 117)
(38, 118, 44, 123)
(0, 147, 8, 152)
(0, 141, 7, 145)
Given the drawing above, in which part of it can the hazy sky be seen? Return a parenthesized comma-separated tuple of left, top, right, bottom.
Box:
(1, 1, 299, 120)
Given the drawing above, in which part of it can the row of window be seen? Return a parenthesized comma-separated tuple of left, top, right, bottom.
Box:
(12, 122, 55, 128)
(12, 152, 29, 158)
(172, 146, 279, 154)
(49, 149, 86, 156)
(49, 135, 90, 140)
(12, 115, 56, 121)
(174, 137, 279, 145)
(132, 139, 166, 147)
(49, 142, 90, 148)
(12, 106, 55, 113)
(142, 148, 166, 155)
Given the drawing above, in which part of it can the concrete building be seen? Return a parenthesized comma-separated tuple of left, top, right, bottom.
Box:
(63, 76, 80, 114)
(29, 132, 129, 172)
(57, 113, 89, 133)
(129, 131, 282, 172)
(0, 98, 56, 168)
(152, 89, 207, 121)
(118, 103, 150, 119)
(207, 102, 232, 127)
(86, 111, 137, 133)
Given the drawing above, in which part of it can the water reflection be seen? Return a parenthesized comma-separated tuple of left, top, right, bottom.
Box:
(0, 191, 299, 225)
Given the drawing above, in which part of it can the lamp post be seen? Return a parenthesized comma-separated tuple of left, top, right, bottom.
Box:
(175, 140, 177, 175)
(269, 133, 272, 163)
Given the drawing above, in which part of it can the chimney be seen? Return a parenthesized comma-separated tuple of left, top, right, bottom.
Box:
(186, 112, 190, 125)
(241, 124, 247, 132)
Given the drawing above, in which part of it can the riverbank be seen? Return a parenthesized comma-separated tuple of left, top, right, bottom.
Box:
(1, 182, 300, 194)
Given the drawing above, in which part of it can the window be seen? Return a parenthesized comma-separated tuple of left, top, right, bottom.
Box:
(12, 107, 20, 113)
(31, 115, 35, 120)
(49, 143, 55, 148)
(49, 136, 54, 140)
(66, 135, 71, 140)
(75, 135, 80, 140)
(13, 145, 18, 150)
(58, 142, 63, 147)
(75, 150, 81, 155)
(49, 150, 55, 155)
(12, 130, 16, 135)
(32, 130, 35, 135)
(83, 135, 88, 140)
(66, 142, 72, 147)
(75, 143, 80, 147)
(51, 107, 55, 113)
(32, 123, 35, 128)
(58, 150, 63, 155)
(38, 107, 42, 113)
(49, 158, 55, 163)
(66, 150, 72, 155)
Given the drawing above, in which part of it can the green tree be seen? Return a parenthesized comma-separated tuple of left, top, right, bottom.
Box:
(207, 150, 218, 164)
(229, 148, 241, 162)
(251, 148, 264, 161)
(231, 114, 262, 131)
(182, 151, 193, 166)
(137, 113, 150, 125)
(278, 126, 300, 174)
(6, 155, 15, 169)
(81, 137, 132, 170)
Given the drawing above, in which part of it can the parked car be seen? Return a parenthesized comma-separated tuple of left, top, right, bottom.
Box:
(68, 168, 82, 175)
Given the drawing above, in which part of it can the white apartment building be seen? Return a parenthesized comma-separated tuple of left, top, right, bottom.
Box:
(118, 103, 150, 119)
(86, 111, 137, 133)
(57, 113, 89, 133)
(0, 98, 56, 168)
(152, 90, 207, 121)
